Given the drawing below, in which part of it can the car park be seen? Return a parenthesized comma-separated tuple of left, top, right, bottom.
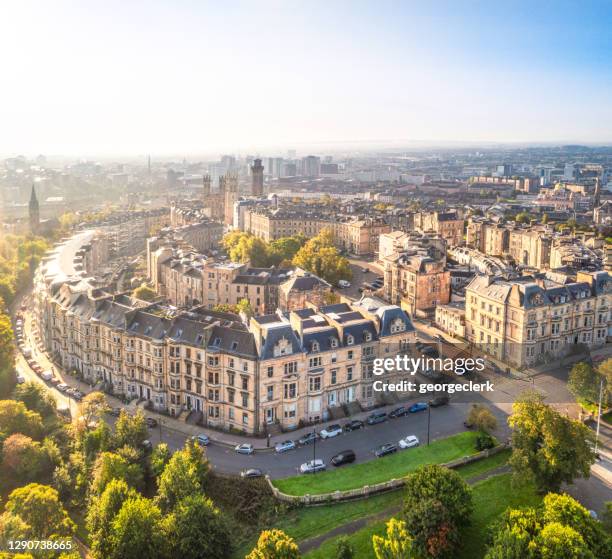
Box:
(235, 443, 255, 455)
(343, 419, 364, 432)
(298, 432, 319, 445)
(375, 443, 398, 457)
(240, 468, 263, 478)
(399, 435, 420, 449)
(145, 417, 158, 428)
(299, 459, 326, 474)
(409, 402, 428, 413)
(331, 450, 356, 466)
(320, 424, 343, 439)
(430, 396, 449, 407)
(389, 406, 409, 418)
(366, 411, 387, 425)
(275, 440, 296, 453)
(194, 433, 210, 446)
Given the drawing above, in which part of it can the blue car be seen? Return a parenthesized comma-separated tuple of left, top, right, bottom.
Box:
(409, 402, 428, 413)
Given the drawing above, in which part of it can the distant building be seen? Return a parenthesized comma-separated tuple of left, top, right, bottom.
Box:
(251, 158, 264, 196)
(302, 155, 321, 178)
(29, 184, 40, 234)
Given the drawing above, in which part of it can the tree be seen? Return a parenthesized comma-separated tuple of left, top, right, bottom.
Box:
(133, 283, 157, 302)
(78, 391, 108, 427)
(0, 433, 51, 483)
(0, 312, 14, 366)
(372, 518, 416, 559)
(541, 213, 549, 224)
(268, 235, 306, 266)
(568, 362, 606, 405)
(14, 381, 56, 418)
(87, 479, 138, 559)
(0, 400, 43, 440)
(113, 409, 147, 450)
(292, 230, 352, 286)
(335, 536, 355, 559)
(602, 501, 612, 533)
(165, 494, 232, 559)
(485, 494, 610, 559)
(508, 392, 596, 493)
(466, 404, 498, 433)
(156, 440, 209, 512)
(81, 421, 112, 462)
(246, 529, 300, 559)
(91, 451, 144, 494)
(236, 298, 254, 318)
(150, 443, 171, 478)
(0, 483, 74, 540)
(515, 211, 530, 224)
(403, 465, 472, 558)
(107, 495, 167, 559)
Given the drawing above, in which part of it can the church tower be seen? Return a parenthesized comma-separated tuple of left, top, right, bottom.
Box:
(29, 184, 40, 234)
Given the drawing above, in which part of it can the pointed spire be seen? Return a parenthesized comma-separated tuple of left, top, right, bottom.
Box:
(29, 184, 39, 209)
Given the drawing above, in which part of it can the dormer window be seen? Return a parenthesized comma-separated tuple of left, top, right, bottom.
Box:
(330, 338, 338, 348)
(390, 318, 405, 334)
(346, 334, 354, 346)
(364, 331, 372, 342)
(312, 341, 320, 352)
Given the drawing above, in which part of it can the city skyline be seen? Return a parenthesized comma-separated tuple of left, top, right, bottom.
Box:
(1, 0, 611, 156)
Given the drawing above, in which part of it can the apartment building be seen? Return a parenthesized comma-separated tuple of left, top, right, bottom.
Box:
(414, 210, 464, 247)
(435, 302, 466, 338)
(35, 239, 415, 433)
(464, 271, 611, 367)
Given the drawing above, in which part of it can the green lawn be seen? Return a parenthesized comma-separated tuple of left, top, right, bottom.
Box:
(273, 431, 480, 496)
(303, 472, 540, 559)
(602, 410, 612, 424)
(234, 448, 511, 558)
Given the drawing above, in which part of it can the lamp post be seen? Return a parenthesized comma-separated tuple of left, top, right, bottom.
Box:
(312, 428, 317, 472)
(427, 402, 431, 446)
(594, 377, 604, 456)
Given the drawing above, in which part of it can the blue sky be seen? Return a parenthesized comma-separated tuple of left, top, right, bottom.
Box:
(1, 0, 611, 155)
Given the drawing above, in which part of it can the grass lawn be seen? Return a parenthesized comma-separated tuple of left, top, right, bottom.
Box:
(303, 472, 540, 559)
(235, 447, 511, 558)
(602, 410, 612, 424)
(273, 431, 480, 496)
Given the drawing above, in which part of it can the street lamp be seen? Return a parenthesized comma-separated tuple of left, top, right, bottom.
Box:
(594, 377, 604, 456)
(312, 428, 317, 472)
(158, 417, 164, 444)
(427, 402, 431, 446)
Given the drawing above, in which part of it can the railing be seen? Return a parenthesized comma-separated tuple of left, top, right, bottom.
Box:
(266, 443, 509, 506)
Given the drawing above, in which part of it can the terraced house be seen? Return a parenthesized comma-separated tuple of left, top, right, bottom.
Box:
(465, 271, 612, 367)
(34, 233, 415, 433)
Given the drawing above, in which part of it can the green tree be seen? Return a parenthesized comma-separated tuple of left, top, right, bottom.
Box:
(246, 529, 300, 559)
(165, 494, 232, 559)
(150, 443, 171, 478)
(0, 400, 43, 441)
(87, 479, 138, 559)
(292, 229, 352, 286)
(568, 362, 605, 405)
(113, 409, 147, 450)
(0, 312, 14, 370)
(403, 465, 472, 558)
(268, 235, 306, 266)
(14, 381, 56, 418)
(335, 535, 355, 559)
(372, 518, 416, 559)
(236, 298, 254, 318)
(536, 523, 593, 559)
(0, 433, 52, 483)
(81, 421, 112, 462)
(515, 211, 530, 224)
(508, 392, 596, 493)
(78, 391, 108, 427)
(0, 483, 74, 540)
(107, 496, 167, 559)
(466, 404, 498, 433)
(156, 440, 209, 512)
(541, 213, 549, 224)
(133, 283, 157, 301)
(91, 451, 144, 494)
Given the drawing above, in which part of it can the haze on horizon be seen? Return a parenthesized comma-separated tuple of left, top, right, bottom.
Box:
(1, 0, 611, 157)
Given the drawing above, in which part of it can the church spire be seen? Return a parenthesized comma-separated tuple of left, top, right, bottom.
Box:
(29, 184, 40, 234)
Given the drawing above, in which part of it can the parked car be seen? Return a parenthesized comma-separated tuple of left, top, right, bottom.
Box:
(235, 443, 254, 455)
(50, 377, 60, 386)
(375, 443, 398, 457)
(343, 419, 364, 432)
(275, 440, 296, 453)
(141, 439, 153, 452)
(145, 417, 158, 428)
(389, 406, 409, 418)
(22, 347, 32, 358)
(399, 435, 420, 449)
(108, 407, 122, 417)
(338, 280, 351, 288)
(430, 396, 449, 407)
(298, 432, 319, 445)
(41, 370, 53, 381)
(361, 267, 369, 273)
(299, 459, 326, 474)
(320, 424, 343, 439)
(240, 468, 263, 479)
(409, 402, 428, 413)
(15, 373, 25, 384)
(57, 383, 69, 392)
(331, 450, 356, 466)
(463, 420, 474, 429)
(72, 390, 83, 401)
(367, 411, 387, 425)
(195, 433, 210, 446)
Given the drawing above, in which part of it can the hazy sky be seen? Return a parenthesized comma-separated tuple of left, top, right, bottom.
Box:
(1, 0, 611, 156)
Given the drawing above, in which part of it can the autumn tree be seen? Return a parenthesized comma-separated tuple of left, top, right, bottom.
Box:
(508, 392, 596, 493)
(14, 381, 56, 419)
(91, 451, 144, 494)
(0, 400, 43, 441)
(0, 433, 52, 483)
(466, 404, 498, 433)
(246, 529, 300, 559)
(403, 465, 473, 558)
(78, 391, 108, 427)
(372, 518, 416, 559)
(113, 409, 147, 450)
(292, 229, 352, 286)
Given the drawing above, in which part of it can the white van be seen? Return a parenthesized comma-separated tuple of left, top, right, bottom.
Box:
(41, 370, 54, 381)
